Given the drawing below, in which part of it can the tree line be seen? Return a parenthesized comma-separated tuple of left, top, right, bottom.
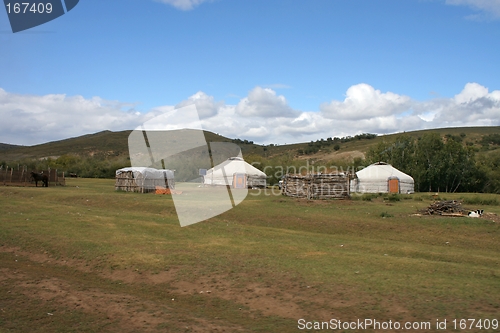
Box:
(366, 133, 499, 193)
(2, 132, 499, 193)
(0, 155, 130, 179)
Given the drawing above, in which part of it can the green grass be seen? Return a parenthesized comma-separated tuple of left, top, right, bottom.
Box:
(460, 195, 499, 206)
(1, 179, 499, 332)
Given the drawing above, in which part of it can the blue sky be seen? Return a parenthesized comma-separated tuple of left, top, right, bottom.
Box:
(1, 0, 499, 145)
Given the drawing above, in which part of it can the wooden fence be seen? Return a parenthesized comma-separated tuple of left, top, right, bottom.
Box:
(0, 166, 65, 187)
(281, 173, 350, 199)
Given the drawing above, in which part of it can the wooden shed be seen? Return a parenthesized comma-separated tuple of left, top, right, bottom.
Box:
(281, 173, 350, 199)
(115, 167, 175, 193)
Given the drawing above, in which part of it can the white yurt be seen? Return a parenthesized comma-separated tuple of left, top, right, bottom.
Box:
(350, 162, 414, 194)
(204, 157, 266, 188)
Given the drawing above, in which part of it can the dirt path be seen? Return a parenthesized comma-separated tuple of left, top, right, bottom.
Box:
(0, 247, 249, 332)
(0, 245, 416, 332)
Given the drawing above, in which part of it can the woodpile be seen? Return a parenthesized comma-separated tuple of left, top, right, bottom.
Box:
(115, 170, 174, 193)
(282, 173, 350, 199)
(425, 200, 465, 216)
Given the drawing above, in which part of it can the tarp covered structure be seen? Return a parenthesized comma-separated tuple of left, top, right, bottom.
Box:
(350, 162, 414, 194)
(115, 167, 175, 193)
(204, 157, 266, 188)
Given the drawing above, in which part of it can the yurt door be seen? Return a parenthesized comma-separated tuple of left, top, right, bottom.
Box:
(233, 173, 247, 189)
(388, 177, 400, 193)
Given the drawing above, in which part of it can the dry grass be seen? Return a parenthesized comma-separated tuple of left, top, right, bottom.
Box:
(0, 178, 499, 332)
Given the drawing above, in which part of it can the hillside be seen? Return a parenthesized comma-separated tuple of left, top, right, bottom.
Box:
(1, 126, 499, 164)
(0, 130, 243, 162)
(0, 143, 23, 152)
(290, 126, 500, 164)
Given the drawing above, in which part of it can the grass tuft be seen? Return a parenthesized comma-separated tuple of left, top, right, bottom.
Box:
(379, 211, 394, 218)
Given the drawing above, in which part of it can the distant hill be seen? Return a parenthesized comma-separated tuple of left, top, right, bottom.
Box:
(0, 130, 131, 161)
(0, 130, 255, 162)
(1, 126, 499, 163)
(0, 143, 24, 152)
(287, 126, 500, 163)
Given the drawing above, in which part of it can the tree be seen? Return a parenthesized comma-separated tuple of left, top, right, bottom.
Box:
(477, 151, 500, 193)
(366, 133, 486, 192)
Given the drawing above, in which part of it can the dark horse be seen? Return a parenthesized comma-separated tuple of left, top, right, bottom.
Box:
(30, 171, 48, 187)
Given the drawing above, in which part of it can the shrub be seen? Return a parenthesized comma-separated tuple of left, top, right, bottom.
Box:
(362, 195, 375, 201)
(386, 194, 401, 202)
(380, 211, 394, 218)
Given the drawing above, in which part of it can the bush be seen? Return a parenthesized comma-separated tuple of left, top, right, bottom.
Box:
(351, 193, 377, 201)
(362, 195, 375, 201)
(380, 211, 394, 218)
(385, 194, 401, 202)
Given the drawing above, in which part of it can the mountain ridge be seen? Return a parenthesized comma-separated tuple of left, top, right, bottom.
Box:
(1, 126, 499, 163)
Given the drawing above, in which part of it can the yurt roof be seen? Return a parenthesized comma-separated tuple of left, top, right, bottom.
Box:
(207, 157, 266, 177)
(355, 162, 413, 181)
(116, 167, 174, 179)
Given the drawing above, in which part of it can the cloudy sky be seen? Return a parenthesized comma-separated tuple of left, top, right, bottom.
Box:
(1, 0, 499, 146)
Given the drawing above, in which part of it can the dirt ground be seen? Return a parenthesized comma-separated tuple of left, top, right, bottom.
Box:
(0, 245, 415, 333)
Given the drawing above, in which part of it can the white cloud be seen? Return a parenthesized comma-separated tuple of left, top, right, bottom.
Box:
(453, 82, 489, 103)
(175, 91, 223, 118)
(235, 86, 299, 118)
(0, 83, 499, 147)
(320, 83, 412, 120)
(0, 89, 145, 145)
(425, 82, 500, 125)
(154, 0, 211, 10)
(445, 0, 500, 18)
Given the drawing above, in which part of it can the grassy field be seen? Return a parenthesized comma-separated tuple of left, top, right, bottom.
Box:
(1, 179, 499, 332)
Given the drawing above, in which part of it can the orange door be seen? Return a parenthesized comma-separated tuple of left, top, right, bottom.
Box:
(388, 178, 399, 193)
(233, 173, 246, 189)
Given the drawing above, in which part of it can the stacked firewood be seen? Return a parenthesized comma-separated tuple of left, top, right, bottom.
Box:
(425, 200, 464, 216)
(281, 173, 350, 199)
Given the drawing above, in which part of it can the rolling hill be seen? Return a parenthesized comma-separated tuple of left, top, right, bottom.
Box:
(1, 126, 499, 164)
